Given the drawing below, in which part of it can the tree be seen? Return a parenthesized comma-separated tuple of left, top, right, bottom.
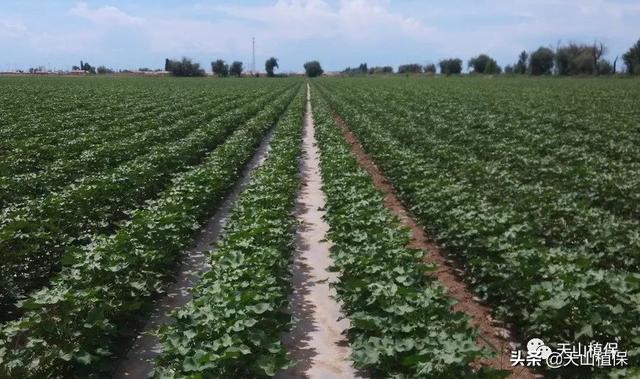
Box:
(424, 63, 437, 74)
(265, 57, 279, 77)
(591, 41, 606, 75)
(165, 58, 170, 71)
(96, 66, 114, 74)
(529, 47, 555, 75)
(438, 58, 462, 75)
(211, 59, 229, 77)
(597, 59, 613, 75)
(398, 64, 423, 74)
(81, 61, 96, 74)
(367, 66, 393, 74)
(504, 65, 514, 74)
(468, 54, 501, 74)
(484, 59, 502, 74)
(230, 61, 243, 77)
(166, 57, 205, 77)
(343, 64, 370, 75)
(514, 51, 528, 74)
(554, 42, 607, 75)
(555, 47, 571, 75)
(622, 39, 640, 74)
(304, 61, 323, 77)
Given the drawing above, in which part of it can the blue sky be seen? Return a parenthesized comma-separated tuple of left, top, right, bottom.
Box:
(1, 0, 639, 72)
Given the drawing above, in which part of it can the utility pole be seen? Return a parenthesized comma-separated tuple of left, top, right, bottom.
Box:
(252, 37, 256, 76)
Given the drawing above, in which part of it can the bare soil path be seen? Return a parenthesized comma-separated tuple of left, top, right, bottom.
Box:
(113, 129, 276, 379)
(277, 84, 362, 379)
(330, 110, 538, 379)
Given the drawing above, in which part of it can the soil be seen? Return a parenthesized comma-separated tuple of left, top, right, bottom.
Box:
(277, 84, 363, 379)
(330, 111, 538, 379)
(112, 129, 276, 378)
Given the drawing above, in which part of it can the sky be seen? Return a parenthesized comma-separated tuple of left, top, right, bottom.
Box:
(0, 0, 639, 73)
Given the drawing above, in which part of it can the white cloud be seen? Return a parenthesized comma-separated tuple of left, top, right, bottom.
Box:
(62, 1, 438, 58)
(29, 30, 103, 53)
(0, 19, 27, 39)
(407, 0, 640, 63)
(144, 18, 249, 54)
(3, 0, 637, 70)
(199, 0, 436, 44)
(70, 2, 144, 26)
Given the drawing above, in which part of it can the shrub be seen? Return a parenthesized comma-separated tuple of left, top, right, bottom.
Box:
(438, 58, 462, 75)
(622, 39, 640, 74)
(303, 61, 323, 77)
(529, 47, 555, 75)
(468, 54, 501, 74)
(229, 61, 243, 77)
(424, 63, 437, 74)
(398, 64, 423, 74)
(166, 58, 205, 77)
(211, 59, 229, 77)
(265, 57, 279, 77)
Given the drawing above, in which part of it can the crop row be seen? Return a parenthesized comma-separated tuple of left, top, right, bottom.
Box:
(0, 84, 295, 319)
(310, 88, 496, 378)
(317, 80, 640, 272)
(0, 82, 300, 378)
(0, 88, 192, 174)
(314, 79, 640, 377)
(0, 80, 285, 176)
(0, 87, 269, 208)
(154, 86, 305, 378)
(0, 83, 164, 146)
(0, 78, 215, 145)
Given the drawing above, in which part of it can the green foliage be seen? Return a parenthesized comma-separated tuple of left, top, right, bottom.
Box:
(424, 63, 437, 74)
(622, 39, 640, 74)
(554, 42, 606, 75)
(230, 61, 244, 77)
(0, 82, 293, 317)
(80, 62, 96, 74)
(166, 58, 206, 77)
(438, 58, 462, 75)
(342, 63, 369, 75)
(311, 87, 499, 378)
(529, 47, 555, 75)
(369, 66, 393, 74)
(154, 85, 305, 378)
(468, 54, 501, 74)
(96, 66, 114, 75)
(597, 59, 613, 75)
(0, 81, 301, 378)
(265, 57, 279, 77)
(514, 51, 528, 74)
(303, 60, 323, 77)
(315, 76, 640, 377)
(212, 59, 229, 77)
(398, 64, 423, 74)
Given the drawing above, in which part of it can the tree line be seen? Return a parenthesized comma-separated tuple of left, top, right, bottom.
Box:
(71, 61, 114, 75)
(343, 38, 640, 76)
(163, 56, 325, 78)
(111, 37, 640, 78)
